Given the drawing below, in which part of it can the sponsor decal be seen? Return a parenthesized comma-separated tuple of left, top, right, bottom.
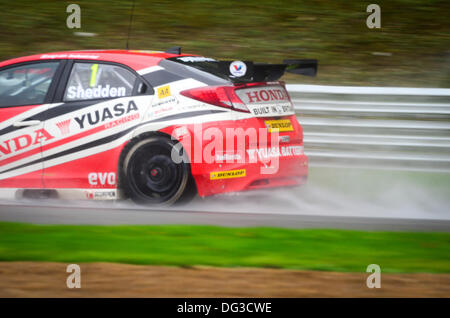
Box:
(66, 84, 126, 100)
(157, 85, 171, 99)
(264, 119, 293, 132)
(210, 169, 246, 180)
(229, 61, 247, 77)
(74, 100, 138, 129)
(103, 113, 140, 129)
(0, 129, 54, 157)
(279, 135, 290, 143)
(250, 105, 293, 116)
(153, 105, 174, 116)
(94, 191, 116, 199)
(247, 146, 303, 162)
(235, 86, 294, 116)
(40, 54, 99, 59)
(56, 119, 71, 135)
(84, 190, 116, 199)
(179, 103, 205, 111)
(152, 96, 179, 108)
(88, 172, 116, 186)
(215, 152, 243, 162)
(177, 56, 216, 63)
(239, 87, 290, 104)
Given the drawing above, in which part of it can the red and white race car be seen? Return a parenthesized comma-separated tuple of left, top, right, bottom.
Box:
(0, 48, 316, 205)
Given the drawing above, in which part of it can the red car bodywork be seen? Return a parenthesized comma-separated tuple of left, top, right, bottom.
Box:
(0, 50, 308, 200)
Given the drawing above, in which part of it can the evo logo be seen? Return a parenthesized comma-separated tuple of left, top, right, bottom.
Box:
(74, 100, 138, 129)
(88, 172, 116, 186)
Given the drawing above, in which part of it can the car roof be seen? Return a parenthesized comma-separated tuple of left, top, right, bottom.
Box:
(0, 49, 197, 72)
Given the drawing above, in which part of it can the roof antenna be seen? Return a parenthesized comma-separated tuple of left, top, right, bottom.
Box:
(126, 0, 136, 50)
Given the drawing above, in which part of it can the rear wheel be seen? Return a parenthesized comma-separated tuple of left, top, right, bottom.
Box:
(120, 136, 195, 206)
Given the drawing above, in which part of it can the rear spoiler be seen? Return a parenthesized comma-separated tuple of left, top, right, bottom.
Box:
(169, 55, 318, 83)
(283, 59, 318, 77)
(217, 59, 318, 82)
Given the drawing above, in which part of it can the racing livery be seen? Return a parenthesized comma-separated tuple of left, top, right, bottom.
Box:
(0, 48, 317, 205)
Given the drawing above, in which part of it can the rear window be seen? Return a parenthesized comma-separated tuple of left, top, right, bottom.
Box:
(167, 56, 230, 80)
(160, 57, 231, 86)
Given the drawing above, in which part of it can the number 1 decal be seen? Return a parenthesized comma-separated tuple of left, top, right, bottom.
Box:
(90, 63, 99, 87)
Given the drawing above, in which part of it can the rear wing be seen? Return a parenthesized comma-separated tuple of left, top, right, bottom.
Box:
(168, 56, 318, 83)
(283, 59, 318, 77)
(215, 60, 317, 83)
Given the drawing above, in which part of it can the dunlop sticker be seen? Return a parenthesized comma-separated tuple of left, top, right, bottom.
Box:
(210, 169, 246, 180)
(265, 119, 293, 132)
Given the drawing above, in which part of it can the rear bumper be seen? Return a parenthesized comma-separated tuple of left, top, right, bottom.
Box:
(161, 114, 308, 197)
(193, 151, 308, 197)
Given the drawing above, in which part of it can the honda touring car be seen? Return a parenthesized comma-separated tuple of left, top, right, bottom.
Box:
(0, 48, 317, 205)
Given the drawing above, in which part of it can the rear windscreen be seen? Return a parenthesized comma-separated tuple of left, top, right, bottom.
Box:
(161, 57, 232, 86)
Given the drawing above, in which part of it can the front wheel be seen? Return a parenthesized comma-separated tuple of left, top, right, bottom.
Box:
(120, 136, 195, 206)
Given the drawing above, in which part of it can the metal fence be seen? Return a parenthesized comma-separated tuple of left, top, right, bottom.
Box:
(287, 84, 450, 172)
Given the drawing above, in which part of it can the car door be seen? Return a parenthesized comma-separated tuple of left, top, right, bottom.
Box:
(0, 61, 62, 190)
(41, 60, 152, 192)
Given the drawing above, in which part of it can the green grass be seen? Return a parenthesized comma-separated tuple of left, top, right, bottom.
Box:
(0, 222, 449, 273)
(0, 0, 449, 87)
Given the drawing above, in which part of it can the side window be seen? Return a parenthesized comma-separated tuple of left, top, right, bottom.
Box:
(0, 62, 59, 107)
(64, 63, 137, 101)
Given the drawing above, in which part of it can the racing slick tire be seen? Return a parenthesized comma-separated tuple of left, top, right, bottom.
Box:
(120, 135, 196, 206)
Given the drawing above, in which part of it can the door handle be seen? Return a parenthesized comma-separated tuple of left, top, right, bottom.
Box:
(13, 120, 41, 127)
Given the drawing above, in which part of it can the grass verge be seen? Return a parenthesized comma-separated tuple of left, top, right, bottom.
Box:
(0, 222, 448, 273)
(0, 0, 449, 86)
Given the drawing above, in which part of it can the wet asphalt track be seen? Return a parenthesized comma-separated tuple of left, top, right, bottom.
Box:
(0, 200, 449, 232)
(1, 166, 449, 232)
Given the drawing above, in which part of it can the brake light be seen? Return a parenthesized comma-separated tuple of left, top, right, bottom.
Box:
(180, 86, 249, 112)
